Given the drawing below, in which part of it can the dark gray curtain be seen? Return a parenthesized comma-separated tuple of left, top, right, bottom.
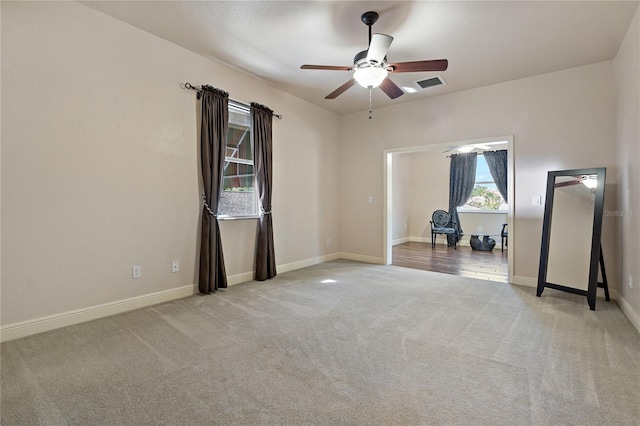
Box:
(252, 103, 276, 281)
(448, 152, 477, 242)
(483, 150, 508, 202)
(198, 86, 228, 293)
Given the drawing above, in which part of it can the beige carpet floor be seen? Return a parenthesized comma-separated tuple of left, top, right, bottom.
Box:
(2, 260, 639, 425)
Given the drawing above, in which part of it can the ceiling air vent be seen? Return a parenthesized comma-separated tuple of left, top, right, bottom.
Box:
(416, 75, 446, 90)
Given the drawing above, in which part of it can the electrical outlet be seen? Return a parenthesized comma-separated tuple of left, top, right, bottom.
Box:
(368, 196, 373, 204)
(172, 261, 179, 273)
(629, 275, 633, 289)
(132, 266, 142, 279)
(326, 238, 331, 245)
(477, 227, 483, 234)
(532, 195, 542, 206)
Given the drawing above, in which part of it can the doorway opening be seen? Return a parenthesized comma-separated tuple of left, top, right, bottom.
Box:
(383, 136, 514, 283)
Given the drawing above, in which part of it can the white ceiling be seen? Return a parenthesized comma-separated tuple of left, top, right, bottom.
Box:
(82, 1, 638, 115)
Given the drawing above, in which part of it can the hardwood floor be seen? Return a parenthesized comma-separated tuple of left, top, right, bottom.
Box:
(392, 241, 508, 282)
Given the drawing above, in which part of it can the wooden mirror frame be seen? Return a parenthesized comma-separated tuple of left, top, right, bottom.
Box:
(536, 167, 607, 310)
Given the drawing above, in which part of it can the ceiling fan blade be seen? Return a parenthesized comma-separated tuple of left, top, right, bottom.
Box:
(366, 34, 393, 64)
(379, 77, 404, 99)
(301, 65, 352, 71)
(554, 180, 582, 188)
(388, 59, 448, 73)
(325, 79, 357, 99)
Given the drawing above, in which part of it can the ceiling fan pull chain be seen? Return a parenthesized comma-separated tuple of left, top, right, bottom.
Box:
(369, 86, 373, 119)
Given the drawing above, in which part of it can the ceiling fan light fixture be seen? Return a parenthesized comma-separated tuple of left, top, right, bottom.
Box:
(457, 146, 475, 153)
(581, 175, 598, 189)
(353, 67, 388, 88)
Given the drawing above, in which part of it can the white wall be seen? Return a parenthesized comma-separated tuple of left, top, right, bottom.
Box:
(1, 2, 340, 327)
(339, 61, 618, 284)
(408, 151, 450, 242)
(613, 6, 640, 329)
(391, 154, 410, 243)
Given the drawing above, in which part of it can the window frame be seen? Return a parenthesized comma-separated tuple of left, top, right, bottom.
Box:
(217, 105, 259, 220)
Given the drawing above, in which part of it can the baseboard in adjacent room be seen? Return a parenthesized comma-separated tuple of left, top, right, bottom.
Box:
(407, 236, 507, 249)
(410, 236, 430, 243)
(1, 285, 195, 343)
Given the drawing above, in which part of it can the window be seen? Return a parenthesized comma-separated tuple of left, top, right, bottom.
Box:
(218, 106, 258, 218)
(460, 154, 507, 212)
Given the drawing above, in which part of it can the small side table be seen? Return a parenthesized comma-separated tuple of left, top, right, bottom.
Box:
(470, 235, 497, 251)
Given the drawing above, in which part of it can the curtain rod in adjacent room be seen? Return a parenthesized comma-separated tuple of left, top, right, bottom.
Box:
(183, 83, 282, 119)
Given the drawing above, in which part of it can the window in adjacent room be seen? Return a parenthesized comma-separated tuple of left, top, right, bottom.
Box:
(460, 154, 507, 212)
(218, 105, 258, 218)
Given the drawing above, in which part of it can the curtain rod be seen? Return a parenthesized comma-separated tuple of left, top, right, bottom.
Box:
(183, 83, 282, 119)
(446, 151, 504, 158)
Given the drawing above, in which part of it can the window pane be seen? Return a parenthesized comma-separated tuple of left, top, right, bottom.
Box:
(227, 125, 252, 162)
(218, 106, 257, 217)
(460, 155, 507, 211)
(475, 155, 493, 182)
(465, 184, 507, 210)
(219, 182, 257, 216)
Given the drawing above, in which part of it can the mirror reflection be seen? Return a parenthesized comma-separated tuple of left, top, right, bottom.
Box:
(546, 175, 597, 291)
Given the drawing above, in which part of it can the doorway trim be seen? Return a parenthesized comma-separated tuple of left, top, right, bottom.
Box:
(383, 135, 515, 283)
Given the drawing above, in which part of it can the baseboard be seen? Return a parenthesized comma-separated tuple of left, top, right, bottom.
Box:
(279, 252, 341, 273)
(338, 252, 385, 265)
(408, 236, 456, 246)
(227, 253, 341, 286)
(409, 236, 430, 243)
(5, 258, 635, 343)
(406, 236, 505, 249)
(1, 252, 347, 342)
(0, 285, 195, 343)
(227, 271, 255, 286)
(458, 239, 471, 248)
(612, 289, 640, 335)
(392, 237, 410, 246)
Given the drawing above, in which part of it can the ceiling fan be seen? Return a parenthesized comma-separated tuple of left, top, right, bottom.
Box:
(554, 175, 598, 189)
(300, 11, 448, 100)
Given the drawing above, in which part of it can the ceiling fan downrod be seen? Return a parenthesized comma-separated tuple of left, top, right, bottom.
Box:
(361, 11, 379, 45)
(363, 11, 379, 119)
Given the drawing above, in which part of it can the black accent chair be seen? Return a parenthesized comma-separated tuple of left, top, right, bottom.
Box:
(501, 223, 508, 252)
(430, 210, 458, 249)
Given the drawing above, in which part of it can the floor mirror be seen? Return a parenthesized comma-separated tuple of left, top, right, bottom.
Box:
(536, 167, 609, 310)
